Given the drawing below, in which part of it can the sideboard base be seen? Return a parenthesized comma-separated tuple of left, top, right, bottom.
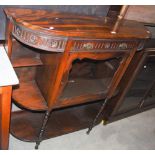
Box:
(10, 101, 103, 142)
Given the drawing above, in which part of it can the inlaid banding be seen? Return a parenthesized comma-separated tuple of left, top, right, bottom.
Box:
(12, 22, 143, 53)
(12, 23, 67, 52)
(72, 40, 139, 52)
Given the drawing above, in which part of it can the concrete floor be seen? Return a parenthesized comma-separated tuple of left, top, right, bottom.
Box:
(9, 108, 155, 150)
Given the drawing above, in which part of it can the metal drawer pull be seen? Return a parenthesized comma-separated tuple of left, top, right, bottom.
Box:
(119, 43, 128, 49)
(51, 41, 58, 48)
(83, 43, 94, 50)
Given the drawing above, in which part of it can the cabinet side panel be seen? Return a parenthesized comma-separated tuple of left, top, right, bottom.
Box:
(35, 53, 62, 106)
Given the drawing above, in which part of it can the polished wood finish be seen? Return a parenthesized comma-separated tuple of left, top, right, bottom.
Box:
(4, 8, 149, 112)
(4, 8, 149, 39)
(101, 7, 155, 124)
(4, 8, 150, 147)
(13, 81, 48, 111)
(0, 86, 12, 150)
(11, 102, 102, 142)
(11, 39, 43, 67)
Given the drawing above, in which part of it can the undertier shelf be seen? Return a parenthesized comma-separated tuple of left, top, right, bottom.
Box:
(12, 81, 48, 111)
(12, 78, 113, 111)
(11, 38, 43, 67)
(10, 101, 103, 142)
(58, 78, 112, 107)
(11, 56, 43, 67)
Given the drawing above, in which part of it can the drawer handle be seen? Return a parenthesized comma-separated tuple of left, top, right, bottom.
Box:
(51, 41, 58, 48)
(119, 43, 128, 49)
(83, 43, 94, 50)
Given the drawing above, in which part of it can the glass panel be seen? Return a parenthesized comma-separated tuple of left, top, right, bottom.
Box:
(59, 58, 120, 103)
(118, 55, 155, 113)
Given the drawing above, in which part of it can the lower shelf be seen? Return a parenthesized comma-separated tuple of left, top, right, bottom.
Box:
(11, 56, 43, 68)
(12, 81, 48, 111)
(12, 77, 112, 111)
(58, 77, 111, 108)
(10, 101, 103, 142)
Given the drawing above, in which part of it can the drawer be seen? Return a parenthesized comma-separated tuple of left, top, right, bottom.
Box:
(71, 40, 139, 52)
(12, 23, 144, 53)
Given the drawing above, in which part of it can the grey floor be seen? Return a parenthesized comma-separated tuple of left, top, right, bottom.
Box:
(9, 107, 155, 150)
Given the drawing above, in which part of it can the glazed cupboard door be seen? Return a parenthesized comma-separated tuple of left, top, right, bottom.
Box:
(120, 54, 155, 111)
(103, 50, 155, 123)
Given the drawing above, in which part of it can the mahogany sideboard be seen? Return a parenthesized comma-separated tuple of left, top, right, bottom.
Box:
(3, 8, 150, 149)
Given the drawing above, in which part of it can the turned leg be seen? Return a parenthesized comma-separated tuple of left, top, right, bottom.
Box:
(87, 98, 108, 135)
(35, 111, 50, 149)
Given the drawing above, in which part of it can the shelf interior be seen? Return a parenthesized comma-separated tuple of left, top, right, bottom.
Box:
(12, 80, 48, 111)
(12, 77, 111, 111)
(11, 57, 43, 67)
(58, 77, 112, 107)
(61, 77, 111, 99)
(12, 57, 119, 111)
(11, 39, 43, 67)
(10, 101, 102, 142)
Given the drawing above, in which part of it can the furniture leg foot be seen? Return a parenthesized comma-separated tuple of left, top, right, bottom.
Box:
(86, 98, 108, 134)
(35, 143, 39, 150)
(86, 127, 92, 135)
(102, 119, 108, 125)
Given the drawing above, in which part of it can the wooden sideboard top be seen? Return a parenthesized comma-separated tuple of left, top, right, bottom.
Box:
(4, 8, 150, 39)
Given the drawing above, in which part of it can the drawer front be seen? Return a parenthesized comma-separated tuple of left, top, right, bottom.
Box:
(71, 40, 139, 52)
(12, 23, 143, 53)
